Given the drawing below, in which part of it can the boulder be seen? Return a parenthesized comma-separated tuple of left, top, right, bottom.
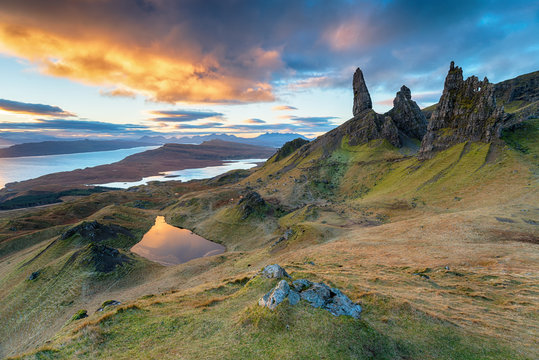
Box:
(300, 282, 332, 308)
(97, 300, 122, 312)
(260, 264, 291, 279)
(258, 280, 290, 310)
(292, 279, 312, 292)
(27, 271, 40, 281)
(288, 290, 300, 305)
(259, 276, 362, 319)
(323, 288, 362, 318)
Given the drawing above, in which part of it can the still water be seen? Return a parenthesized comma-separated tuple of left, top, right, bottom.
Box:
(0, 146, 158, 189)
(131, 216, 225, 266)
(92, 158, 266, 188)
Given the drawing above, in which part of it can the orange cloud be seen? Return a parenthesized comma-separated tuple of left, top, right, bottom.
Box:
(0, 23, 276, 103)
(272, 105, 298, 111)
(99, 88, 137, 99)
(245, 118, 265, 124)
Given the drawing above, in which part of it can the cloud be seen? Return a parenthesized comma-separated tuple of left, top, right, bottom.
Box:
(375, 99, 394, 107)
(175, 122, 224, 129)
(0, 119, 148, 133)
(245, 118, 266, 124)
(149, 109, 224, 122)
(272, 105, 297, 111)
(0, 98, 75, 117)
(289, 116, 338, 127)
(99, 88, 137, 99)
(0, 0, 536, 107)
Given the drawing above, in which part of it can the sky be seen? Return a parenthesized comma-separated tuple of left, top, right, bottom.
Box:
(0, 0, 537, 142)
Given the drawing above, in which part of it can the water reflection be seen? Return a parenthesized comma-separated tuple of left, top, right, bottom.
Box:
(131, 216, 225, 266)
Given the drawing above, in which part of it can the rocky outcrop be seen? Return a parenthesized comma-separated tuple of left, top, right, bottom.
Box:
(238, 191, 268, 220)
(273, 138, 310, 162)
(97, 300, 122, 312)
(331, 109, 401, 148)
(258, 270, 362, 318)
(293, 67, 429, 155)
(260, 264, 291, 279)
(494, 70, 539, 123)
(68, 243, 130, 273)
(418, 62, 507, 159)
(386, 85, 428, 140)
(61, 221, 134, 242)
(353, 68, 373, 116)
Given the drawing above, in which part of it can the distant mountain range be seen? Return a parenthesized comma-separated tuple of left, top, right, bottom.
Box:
(138, 132, 310, 148)
(0, 133, 309, 158)
(0, 139, 154, 158)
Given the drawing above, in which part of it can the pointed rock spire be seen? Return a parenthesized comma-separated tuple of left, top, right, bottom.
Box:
(352, 67, 372, 116)
(418, 62, 506, 159)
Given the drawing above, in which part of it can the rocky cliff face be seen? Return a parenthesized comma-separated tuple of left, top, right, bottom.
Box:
(418, 62, 506, 159)
(494, 70, 539, 106)
(386, 85, 428, 140)
(494, 70, 539, 123)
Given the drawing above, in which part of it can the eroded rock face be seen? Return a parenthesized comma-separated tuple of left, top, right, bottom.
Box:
(418, 61, 507, 159)
(353, 68, 373, 116)
(260, 264, 291, 279)
(386, 85, 428, 140)
(494, 70, 539, 106)
(345, 110, 401, 148)
(258, 272, 362, 318)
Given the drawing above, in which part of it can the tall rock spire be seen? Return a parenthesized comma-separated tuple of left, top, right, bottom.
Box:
(352, 68, 372, 116)
(418, 61, 506, 159)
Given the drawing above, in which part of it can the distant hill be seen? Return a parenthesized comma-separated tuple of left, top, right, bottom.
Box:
(0, 140, 276, 207)
(139, 132, 310, 148)
(0, 139, 153, 158)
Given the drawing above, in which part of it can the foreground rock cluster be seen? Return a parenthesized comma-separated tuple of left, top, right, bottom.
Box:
(258, 265, 362, 319)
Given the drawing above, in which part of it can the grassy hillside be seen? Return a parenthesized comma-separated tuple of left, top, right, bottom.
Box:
(1, 113, 538, 358)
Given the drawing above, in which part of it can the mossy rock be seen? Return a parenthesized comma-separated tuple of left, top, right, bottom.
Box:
(71, 309, 88, 321)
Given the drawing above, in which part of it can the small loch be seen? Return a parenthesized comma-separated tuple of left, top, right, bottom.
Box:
(131, 216, 225, 266)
